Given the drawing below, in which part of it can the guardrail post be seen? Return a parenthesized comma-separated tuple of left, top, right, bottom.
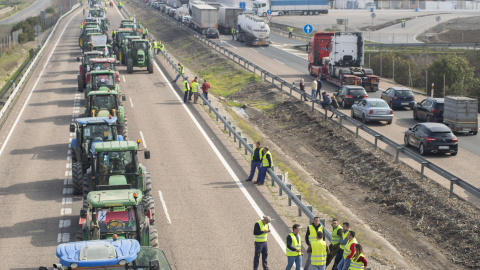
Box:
(247, 143, 253, 155)
(312, 100, 315, 111)
(374, 135, 382, 150)
(420, 162, 428, 181)
(271, 76, 275, 86)
(296, 195, 302, 216)
(307, 206, 313, 217)
(287, 184, 292, 206)
(225, 121, 230, 132)
(450, 178, 458, 198)
(339, 115, 345, 127)
(233, 127, 237, 142)
(395, 147, 402, 163)
(215, 109, 219, 121)
(325, 109, 328, 121)
(240, 136, 245, 148)
(356, 124, 361, 138)
(274, 174, 282, 187)
(237, 132, 242, 145)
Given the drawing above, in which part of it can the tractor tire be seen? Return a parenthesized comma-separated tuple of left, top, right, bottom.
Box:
(71, 149, 77, 162)
(142, 194, 155, 224)
(76, 230, 84, 241)
(77, 75, 84, 92)
(147, 59, 154, 73)
(144, 169, 152, 196)
(149, 225, 159, 248)
(72, 162, 83, 195)
(83, 171, 91, 202)
(127, 58, 133, 73)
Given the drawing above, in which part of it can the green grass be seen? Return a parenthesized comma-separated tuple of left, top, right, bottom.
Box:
(0, 46, 30, 98)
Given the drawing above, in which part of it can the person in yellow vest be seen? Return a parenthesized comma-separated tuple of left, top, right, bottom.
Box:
(349, 244, 367, 270)
(337, 231, 357, 270)
(152, 40, 157, 56)
(231, 27, 236, 40)
(142, 27, 148, 39)
(326, 218, 343, 266)
(253, 216, 271, 270)
(129, 16, 133, 20)
(308, 231, 329, 270)
(118, 1, 122, 10)
(255, 146, 272, 185)
(182, 77, 190, 103)
(246, 141, 262, 181)
(104, 6, 107, 13)
(304, 217, 324, 270)
(159, 42, 164, 54)
(172, 63, 184, 83)
(333, 222, 350, 270)
(191, 77, 199, 104)
(286, 224, 303, 270)
(288, 27, 293, 38)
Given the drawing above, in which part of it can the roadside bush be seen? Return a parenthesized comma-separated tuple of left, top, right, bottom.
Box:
(11, 15, 40, 44)
(368, 52, 422, 87)
(46, 7, 56, 14)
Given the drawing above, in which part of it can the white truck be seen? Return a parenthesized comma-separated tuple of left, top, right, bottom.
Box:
(252, 0, 329, 16)
(236, 14, 270, 46)
(190, 4, 218, 33)
(444, 96, 478, 135)
(218, 6, 243, 34)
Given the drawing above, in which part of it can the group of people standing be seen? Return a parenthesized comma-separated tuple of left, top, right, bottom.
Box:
(299, 77, 339, 117)
(246, 141, 273, 186)
(253, 216, 367, 270)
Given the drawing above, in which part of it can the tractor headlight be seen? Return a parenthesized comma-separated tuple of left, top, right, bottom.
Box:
(70, 263, 79, 268)
(119, 259, 127, 265)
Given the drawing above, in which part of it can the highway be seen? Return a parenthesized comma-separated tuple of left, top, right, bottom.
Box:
(0, 0, 52, 25)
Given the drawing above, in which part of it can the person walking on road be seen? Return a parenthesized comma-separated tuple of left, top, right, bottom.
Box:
(172, 63, 184, 83)
(311, 79, 318, 100)
(333, 222, 350, 270)
(288, 27, 293, 38)
(183, 77, 190, 103)
(254, 216, 271, 270)
(309, 231, 329, 270)
(304, 217, 324, 270)
(337, 231, 357, 270)
(255, 147, 272, 185)
(246, 141, 262, 181)
(349, 243, 367, 270)
(329, 95, 339, 119)
(316, 77, 322, 97)
(231, 27, 236, 40)
(320, 91, 331, 109)
(201, 79, 210, 101)
(286, 224, 303, 270)
(326, 218, 343, 266)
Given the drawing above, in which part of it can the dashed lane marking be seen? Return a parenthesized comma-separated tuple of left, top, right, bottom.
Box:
(139, 131, 147, 148)
(129, 97, 134, 108)
(273, 59, 285, 65)
(123, 75, 126, 82)
(158, 190, 172, 224)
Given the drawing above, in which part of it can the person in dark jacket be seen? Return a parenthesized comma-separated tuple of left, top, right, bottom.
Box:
(246, 141, 262, 181)
(255, 146, 272, 185)
(304, 217, 325, 270)
(330, 95, 339, 119)
(316, 77, 322, 94)
(253, 216, 271, 270)
(320, 92, 331, 109)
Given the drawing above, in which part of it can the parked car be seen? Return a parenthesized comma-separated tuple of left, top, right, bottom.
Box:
(404, 123, 458, 156)
(203, 28, 219, 39)
(413, 97, 444, 122)
(351, 98, 393, 124)
(381, 87, 415, 109)
(333, 86, 368, 108)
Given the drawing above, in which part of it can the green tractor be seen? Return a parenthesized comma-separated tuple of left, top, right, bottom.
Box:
(85, 69, 121, 98)
(82, 141, 153, 221)
(79, 28, 102, 51)
(126, 39, 154, 74)
(119, 35, 141, 64)
(85, 90, 127, 138)
(78, 188, 158, 248)
(113, 28, 140, 60)
(77, 50, 105, 91)
(120, 19, 134, 28)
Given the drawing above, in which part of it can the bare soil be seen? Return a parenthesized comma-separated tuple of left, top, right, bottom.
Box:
(125, 1, 480, 269)
(415, 16, 480, 43)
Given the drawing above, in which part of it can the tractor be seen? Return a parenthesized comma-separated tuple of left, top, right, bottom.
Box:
(85, 69, 121, 98)
(79, 57, 119, 93)
(77, 50, 105, 91)
(79, 27, 101, 51)
(120, 19, 134, 28)
(112, 28, 139, 59)
(82, 141, 153, 220)
(119, 36, 141, 64)
(85, 90, 126, 135)
(78, 189, 157, 248)
(69, 116, 124, 195)
(100, 18, 110, 35)
(39, 239, 171, 270)
(126, 39, 154, 74)
(91, 43, 115, 57)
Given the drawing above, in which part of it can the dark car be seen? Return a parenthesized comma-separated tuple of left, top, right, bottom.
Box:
(404, 123, 458, 156)
(333, 86, 368, 108)
(203, 28, 219, 39)
(413, 97, 444, 122)
(381, 87, 415, 109)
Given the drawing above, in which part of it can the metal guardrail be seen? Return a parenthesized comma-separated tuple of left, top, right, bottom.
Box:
(0, 3, 82, 122)
(149, 8, 480, 203)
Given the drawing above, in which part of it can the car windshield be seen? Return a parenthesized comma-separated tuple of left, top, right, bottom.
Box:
(83, 125, 114, 141)
(92, 95, 116, 110)
(369, 100, 388, 108)
(395, 90, 413, 96)
(93, 74, 114, 89)
(98, 151, 135, 175)
(348, 89, 366, 95)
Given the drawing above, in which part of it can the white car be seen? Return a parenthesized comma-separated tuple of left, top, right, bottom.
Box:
(351, 98, 393, 124)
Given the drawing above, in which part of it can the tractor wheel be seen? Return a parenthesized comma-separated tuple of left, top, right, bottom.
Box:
(75, 230, 84, 241)
(72, 162, 83, 195)
(149, 225, 159, 248)
(83, 171, 91, 202)
(77, 75, 84, 92)
(148, 59, 154, 73)
(142, 194, 155, 224)
(144, 169, 152, 196)
(127, 58, 133, 73)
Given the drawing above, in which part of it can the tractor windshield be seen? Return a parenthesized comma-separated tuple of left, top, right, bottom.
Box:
(98, 151, 135, 175)
(94, 208, 137, 234)
(134, 42, 148, 51)
(83, 124, 115, 141)
(91, 95, 117, 111)
(92, 62, 114, 71)
(93, 74, 114, 89)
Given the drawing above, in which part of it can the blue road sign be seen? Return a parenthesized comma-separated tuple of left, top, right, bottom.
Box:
(304, 24, 313, 34)
(266, 9, 272, 15)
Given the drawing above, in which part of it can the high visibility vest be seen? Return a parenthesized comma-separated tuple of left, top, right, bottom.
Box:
(349, 253, 365, 270)
(288, 27, 293, 33)
(179, 65, 184, 74)
(231, 28, 235, 34)
(311, 240, 327, 265)
(251, 147, 262, 161)
(255, 220, 268, 242)
(183, 80, 189, 92)
(261, 151, 272, 167)
(343, 238, 357, 259)
(153, 41, 157, 48)
(308, 224, 324, 243)
(331, 225, 342, 245)
(118, 2, 122, 6)
(191, 81, 198, 92)
(339, 230, 350, 250)
(129, 16, 133, 20)
(286, 233, 301, 256)
(159, 44, 164, 51)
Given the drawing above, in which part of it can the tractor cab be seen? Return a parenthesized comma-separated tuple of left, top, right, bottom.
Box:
(119, 36, 141, 64)
(120, 19, 134, 28)
(113, 28, 139, 52)
(87, 70, 119, 92)
(126, 39, 154, 73)
(86, 91, 121, 117)
(100, 18, 110, 34)
(77, 51, 105, 91)
(91, 44, 114, 57)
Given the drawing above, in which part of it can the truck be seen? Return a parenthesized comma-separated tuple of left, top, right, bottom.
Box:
(236, 14, 270, 46)
(190, 4, 218, 33)
(308, 31, 380, 92)
(217, 6, 243, 34)
(252, 0, 329, 16)
(443, 96, 478, 135)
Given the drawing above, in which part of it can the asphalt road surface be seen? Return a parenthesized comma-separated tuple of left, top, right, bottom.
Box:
(0, 0, 52, 25)
(0, 5, 305, 269)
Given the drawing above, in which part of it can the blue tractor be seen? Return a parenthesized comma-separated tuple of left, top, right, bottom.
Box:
(70, 117, 124, 195)
(39, 239, 171, 270)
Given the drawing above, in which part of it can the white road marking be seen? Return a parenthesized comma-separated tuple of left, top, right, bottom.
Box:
(158, 190, 172, 224)
(153, 61, 287, 252)
(220, 40, 237, 49)
(273, 59, 285, 65)
(63, 188, 73, 195)
(123, 75, 126, 82)
(65, 171, 71, 177)
(0, 11, 79, 159)
(64, 179, 72, 185)
(61, 208, 72, 215)
(249, 48, 257, 53)
(129, 97, 134, 108)
(139, 131, 147, 148)
(66, 163, 71, 168)
(62, 198, 73, 204)
(57, 233, 70, 243)
(59, 220, 71, 228)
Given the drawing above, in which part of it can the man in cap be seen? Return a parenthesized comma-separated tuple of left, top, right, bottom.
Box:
(254, 215, 271, 270)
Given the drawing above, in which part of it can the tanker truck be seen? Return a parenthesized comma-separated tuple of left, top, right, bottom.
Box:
(236, 14, 270, 46)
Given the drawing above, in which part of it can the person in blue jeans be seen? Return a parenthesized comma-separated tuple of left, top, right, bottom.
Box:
(246, 141, 262, 181)
(316, 77, 322, 96)
(285, 224, 303, 270)
(311, 79, 318, 99)
(255, 146, 272, 185)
